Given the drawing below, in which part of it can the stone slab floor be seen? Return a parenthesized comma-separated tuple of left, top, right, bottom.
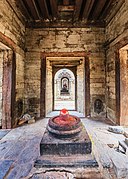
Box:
(0, 114, 128, 179)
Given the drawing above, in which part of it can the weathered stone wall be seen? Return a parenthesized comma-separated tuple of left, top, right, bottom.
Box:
(24, 52, 41, 117)
(105, 0, 128, 123)
(25, 27, 105, 117)
(0, 0, 25, 126)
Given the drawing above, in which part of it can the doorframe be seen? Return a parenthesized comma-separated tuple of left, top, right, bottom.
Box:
(0, 32, 16, 129)
(114, 39, 128, 125)
(40, 52, 90, 117)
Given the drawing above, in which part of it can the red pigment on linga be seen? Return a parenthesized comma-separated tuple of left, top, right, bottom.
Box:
(54, 108, 76, 126)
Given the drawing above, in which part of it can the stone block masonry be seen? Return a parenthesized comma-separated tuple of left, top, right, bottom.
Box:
(25, 27, 106, 117)
(0, 0, 26, 127)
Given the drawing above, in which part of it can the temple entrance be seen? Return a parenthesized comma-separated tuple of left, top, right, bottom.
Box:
(54, 68, 75, 110)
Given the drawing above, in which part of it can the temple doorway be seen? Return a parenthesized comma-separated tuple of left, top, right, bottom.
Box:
(54, 68, 75, 110)
(44, 55, 86, 117)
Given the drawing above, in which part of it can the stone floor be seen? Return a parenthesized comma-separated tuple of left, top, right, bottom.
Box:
(0, 111, 128, 179)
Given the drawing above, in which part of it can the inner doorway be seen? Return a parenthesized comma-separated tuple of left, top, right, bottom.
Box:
(42, 53, 88, 118)
(54, 68, 75, 110)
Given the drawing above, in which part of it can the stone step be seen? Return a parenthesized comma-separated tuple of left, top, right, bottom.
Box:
(34, 154, 98, 168)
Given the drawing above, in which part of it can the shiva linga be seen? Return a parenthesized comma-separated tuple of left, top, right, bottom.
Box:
(35, 109, 97, 168)
(47, 108, 83, 138)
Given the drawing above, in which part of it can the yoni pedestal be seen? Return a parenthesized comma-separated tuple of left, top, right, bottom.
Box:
(35, 109, 98, 168)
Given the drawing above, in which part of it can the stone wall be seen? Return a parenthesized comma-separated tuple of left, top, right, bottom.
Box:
(25, 27, 105, 117)
(0, 0, 25, 126)
(105, 0, 128, 123)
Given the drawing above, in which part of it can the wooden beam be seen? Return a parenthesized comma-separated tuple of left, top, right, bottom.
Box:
(50, 0, 58, 18)
(99, 0, 113, 20)
(85, 57, 90, 117)
(40, 57, 46, 118)
(2, 50, 16, 129)
(31, 0, 41, 19)
(115, 50, 120, 125)
(37, 0, 50, 19)
(90, 0, 107, 20)
(58, 5, 74, 12)
(106, 0, 125, 24)
(24, 0, 39, 20)
(63, 0, 69, 6)
(83, 0, 95, 19)
(19, 0, 33, 20)
(74, 0, 83, 20)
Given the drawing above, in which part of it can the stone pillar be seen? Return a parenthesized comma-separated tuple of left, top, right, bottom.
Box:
(2, 50, 16, 129)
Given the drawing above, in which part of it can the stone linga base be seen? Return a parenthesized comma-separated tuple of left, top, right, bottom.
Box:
(35, 125, 98, 168)
(40, 127, 91, 156)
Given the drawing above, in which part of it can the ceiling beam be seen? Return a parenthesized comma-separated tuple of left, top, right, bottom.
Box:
(83, 0, 95, 19)
(24, 0, 39, 20)
(19, 0, 32, 20)
(63, 0, 70, 6)
(74, 0, 83, 20)
(58, 5, 74, 12)
(90, 0, 107, 20)
(32, 0, 40, 19)
(50, 0, 58, 18)
(37, 0, 50, 19)
(106, 0, 125, 24)
(99, 0, 114, 20)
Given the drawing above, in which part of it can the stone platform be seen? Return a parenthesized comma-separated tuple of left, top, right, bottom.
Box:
(34, 125, 96, 168)
(35, 154, 98, 168)
(40, 127, 91, 156)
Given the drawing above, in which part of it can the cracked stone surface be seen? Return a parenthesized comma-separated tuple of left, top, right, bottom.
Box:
(0, 114, 128, 178)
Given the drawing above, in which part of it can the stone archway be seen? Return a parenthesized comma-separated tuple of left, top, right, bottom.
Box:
(54, 68, 75, 110)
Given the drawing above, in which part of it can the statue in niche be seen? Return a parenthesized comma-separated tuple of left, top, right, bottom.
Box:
(94, 99, 103, 114)
(61, 78, 69, 94)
